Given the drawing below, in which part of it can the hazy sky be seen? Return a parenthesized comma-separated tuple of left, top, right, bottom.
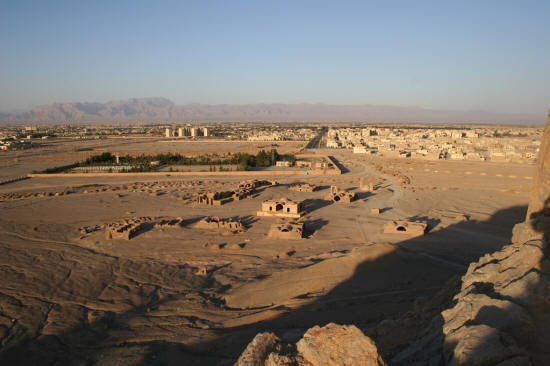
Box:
(1, 0, 549, 114)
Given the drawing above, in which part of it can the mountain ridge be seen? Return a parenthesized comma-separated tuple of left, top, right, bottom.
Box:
(0, 97, 543, 124)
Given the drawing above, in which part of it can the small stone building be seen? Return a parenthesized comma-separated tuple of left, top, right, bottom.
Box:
(326, 186, 357, 203)
(196, 191, 234, 205)
(360, 178, 374, 192)
(383, 220, 427, 237)
(267, 221, 304, 240)
(257, 198, 303, 218)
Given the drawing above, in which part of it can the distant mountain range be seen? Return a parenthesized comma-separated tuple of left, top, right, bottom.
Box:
(0, 97, 543, 124)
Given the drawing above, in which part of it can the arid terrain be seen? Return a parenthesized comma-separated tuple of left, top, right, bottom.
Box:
(0, 135, 542, 365)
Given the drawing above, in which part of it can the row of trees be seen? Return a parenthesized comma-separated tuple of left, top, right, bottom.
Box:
(77, 150, 281, 171)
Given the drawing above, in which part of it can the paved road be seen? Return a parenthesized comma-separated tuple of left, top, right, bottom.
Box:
(305, 131, 325, 149)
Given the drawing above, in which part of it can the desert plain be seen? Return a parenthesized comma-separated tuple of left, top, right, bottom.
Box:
(0, 137, 536, 365)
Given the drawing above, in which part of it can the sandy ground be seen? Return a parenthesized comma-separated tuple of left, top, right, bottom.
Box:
(0, 140, 534, 365)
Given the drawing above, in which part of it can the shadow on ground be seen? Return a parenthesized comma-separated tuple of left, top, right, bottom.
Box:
(1, 204, 543, 366)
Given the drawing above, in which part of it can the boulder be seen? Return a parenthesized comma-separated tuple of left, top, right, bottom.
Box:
(296, 323, 385, 366)
(235, 333, 282, 366)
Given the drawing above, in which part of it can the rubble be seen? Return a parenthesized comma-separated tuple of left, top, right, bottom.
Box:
(289, 183, 316, 192)
(193, 216, 245, 232)
(80, 216, 185, 240)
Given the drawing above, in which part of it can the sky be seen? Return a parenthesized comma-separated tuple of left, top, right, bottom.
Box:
(0, 0, 549, 115)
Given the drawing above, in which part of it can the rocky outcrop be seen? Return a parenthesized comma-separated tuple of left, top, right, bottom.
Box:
(512, 109, 550, 245)
(439, 239, 548, 365)
(527, 110, 550, 221)
(235, 323, 386, 366)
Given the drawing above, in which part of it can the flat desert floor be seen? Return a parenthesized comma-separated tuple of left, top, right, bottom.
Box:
(0, 139, 534, 365)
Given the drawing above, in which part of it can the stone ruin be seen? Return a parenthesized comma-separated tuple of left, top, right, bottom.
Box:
(196, 180, 277, 205)
(107, 222, 142, 240)
(289, 183, 317, 192)
(231, 189, 251, 201)
(267, 221, 304, 240)
(383, 219, 427, 237)
(238, 179, 277, 190)
(326, 186, 357, 203)
(105, 218, 153, 240)
(196, 191, 234, 206)
(235, 179, 278, 200)
(360, 177, 375, 192)
(153, 218, 184, 228)
(92, 216, 184, 240)
(257, 198, 304, 218)
(193, 216, 245, 232)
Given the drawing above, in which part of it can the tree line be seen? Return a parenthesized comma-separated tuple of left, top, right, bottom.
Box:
(76, 150, 282, 171)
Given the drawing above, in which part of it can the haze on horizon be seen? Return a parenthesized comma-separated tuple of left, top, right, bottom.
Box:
(1, 0, 549, 118)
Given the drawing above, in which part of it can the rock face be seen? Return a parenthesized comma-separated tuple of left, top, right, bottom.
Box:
(513, 110, 550, 245)
(439, 239, 548, 365)
(234, 323, 385, 366)
(527, 110, 550, 221)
